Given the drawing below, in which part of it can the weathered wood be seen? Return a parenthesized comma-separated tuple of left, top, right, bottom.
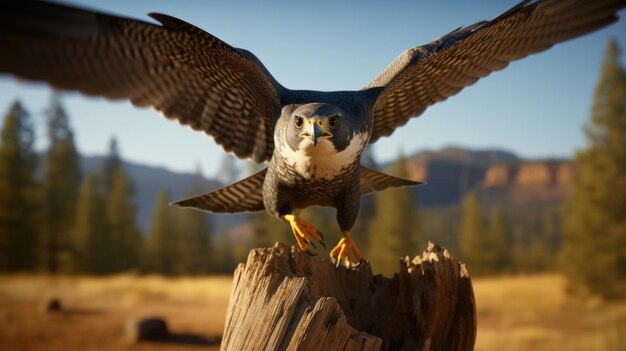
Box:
(221, 241, 476, 351)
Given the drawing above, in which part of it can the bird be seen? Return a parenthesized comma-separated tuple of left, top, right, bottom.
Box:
(0, 0, 624, 268)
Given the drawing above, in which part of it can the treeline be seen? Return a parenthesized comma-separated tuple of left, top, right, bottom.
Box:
(0, 97, 563, 277)
(419, 194, 562, 276)
(0, 95, 236, 275)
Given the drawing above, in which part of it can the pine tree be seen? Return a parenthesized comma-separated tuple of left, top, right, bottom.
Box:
(367, 155, 419, 276)
(144, 189, 180, 275)
(42, 94, 81, 272)
(178, 207, 213, 274)
(213, 234, 238, 274)
(487, 209, 510, 273)
(458, 191, 491, 275)
(251, 213, 291, 249)
(71, 174, 109, 274)
(541, 209, 561, 253)
(0, 101, 40, 271)
(562, 39, 626, 298)
(106, 166, 141, 272)
(102, 138, 121, 190)
(177, 169, 213, 275)
(68, 138, 141, 274)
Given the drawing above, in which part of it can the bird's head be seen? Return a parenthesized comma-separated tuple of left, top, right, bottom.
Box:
(284, 103, 349, 151)
(276, 103, 368, 178)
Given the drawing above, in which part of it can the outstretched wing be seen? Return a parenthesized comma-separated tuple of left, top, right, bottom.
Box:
(365, 0, 625, 143)
(174, 166, 422, 213)
(359, 166, 423, 195)
(0, 1, 284, 162)
(173, 168, 267, 213)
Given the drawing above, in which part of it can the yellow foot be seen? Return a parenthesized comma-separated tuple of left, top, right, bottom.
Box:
(283, 214, 326, 255)
(329, 231, 364, 269)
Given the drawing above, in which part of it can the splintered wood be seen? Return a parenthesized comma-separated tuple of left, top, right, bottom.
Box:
(221, 242, 476, 351)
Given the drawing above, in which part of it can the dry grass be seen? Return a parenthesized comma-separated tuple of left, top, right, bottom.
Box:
(0, 274, 232, 300)
(0, 274, 232, 351)
(473, 274, 626, 351)
(1, 273, 625, 350)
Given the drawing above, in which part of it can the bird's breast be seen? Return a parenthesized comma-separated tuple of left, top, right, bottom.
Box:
(276, 132, 368, 181)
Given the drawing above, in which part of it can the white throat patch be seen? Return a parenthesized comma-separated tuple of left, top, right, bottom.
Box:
(277, 132, 368, 180)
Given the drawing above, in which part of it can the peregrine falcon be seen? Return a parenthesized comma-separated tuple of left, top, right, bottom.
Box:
(1, 0, 624, 268)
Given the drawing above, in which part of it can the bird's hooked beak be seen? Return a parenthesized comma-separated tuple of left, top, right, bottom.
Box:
(300, 118, 333, 146)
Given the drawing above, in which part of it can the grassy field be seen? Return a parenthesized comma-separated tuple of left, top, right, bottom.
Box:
(0, 274, 232, 351)
(473, 274, 626, 351)
(1, 273, 625, 350)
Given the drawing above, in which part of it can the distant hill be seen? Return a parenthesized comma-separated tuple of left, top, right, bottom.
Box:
(400, 147, 519, 206)
(402, 146, 571, 208)
(410, 146, 520, 166)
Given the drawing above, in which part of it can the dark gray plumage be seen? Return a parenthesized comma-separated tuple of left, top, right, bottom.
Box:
(1, 0, 624, 267)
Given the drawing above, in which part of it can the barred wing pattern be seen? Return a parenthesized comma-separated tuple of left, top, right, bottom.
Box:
(0, 1, 283, 162)
(175, 165, 421, 212)
(366, 0, 626, 143)
(173, 169, 268, 213)
(359, 166, 422, 195)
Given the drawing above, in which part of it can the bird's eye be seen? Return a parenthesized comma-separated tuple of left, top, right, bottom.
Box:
(294, 116, 304, 128)
(328, 115, 338, 129)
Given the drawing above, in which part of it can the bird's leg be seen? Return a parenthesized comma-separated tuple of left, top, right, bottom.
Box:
(329, 231, 363, 269)
(283, 214, 326, 255)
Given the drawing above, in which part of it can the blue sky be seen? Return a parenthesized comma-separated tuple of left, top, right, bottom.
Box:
(1, 0, 625, 177)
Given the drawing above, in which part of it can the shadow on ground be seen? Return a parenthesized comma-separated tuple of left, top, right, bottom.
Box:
(143, 334, 221, 346)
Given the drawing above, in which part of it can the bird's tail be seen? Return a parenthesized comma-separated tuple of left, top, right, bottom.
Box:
(172, 168, 267, 213)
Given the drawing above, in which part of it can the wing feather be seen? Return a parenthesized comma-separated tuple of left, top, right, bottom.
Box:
(173, 168, 268, 213)
(360, 166, 423, 195)
(366, 0, 625, 143)
(0, 1, 284, 162)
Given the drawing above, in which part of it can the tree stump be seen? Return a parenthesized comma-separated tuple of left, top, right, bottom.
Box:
(39, 298, 62, 313)
(221, 241, 476, 351)
(125, 317, 169, 344)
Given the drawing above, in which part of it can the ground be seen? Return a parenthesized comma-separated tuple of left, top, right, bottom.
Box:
(473, 275, 626, 351)
(0, 273, 624, 350)
(0, 275, 231, 351)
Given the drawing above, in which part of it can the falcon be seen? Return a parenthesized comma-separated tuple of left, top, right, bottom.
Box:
(1, 0, 624, 268)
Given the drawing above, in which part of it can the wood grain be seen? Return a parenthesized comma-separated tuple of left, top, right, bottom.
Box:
(221, 242, 476, 351)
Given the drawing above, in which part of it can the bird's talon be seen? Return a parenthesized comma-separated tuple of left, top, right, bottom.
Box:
(305, 249, 317, 256)
(334, 258, 341, 270)
(329, 231, 363, 270)
(320, 240, 327, 250)
(284, 214, 324, 255)
(344, 258, 351, 269)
